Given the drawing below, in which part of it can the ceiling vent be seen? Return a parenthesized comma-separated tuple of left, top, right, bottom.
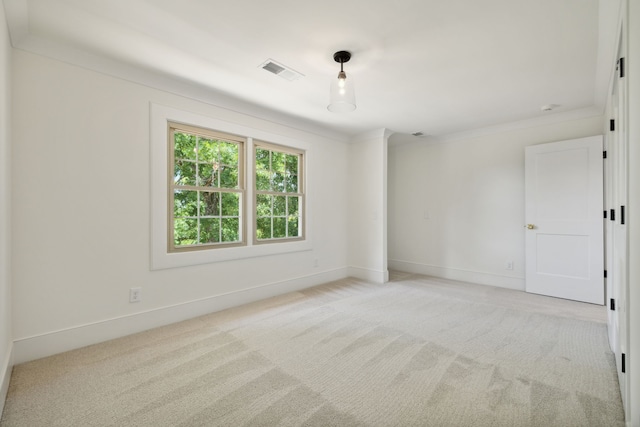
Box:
(260, 59, 304, 81)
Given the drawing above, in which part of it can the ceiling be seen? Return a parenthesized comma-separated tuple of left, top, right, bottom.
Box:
(2, 0, 622, 140)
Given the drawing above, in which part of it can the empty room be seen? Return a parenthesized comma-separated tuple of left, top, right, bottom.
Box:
(0, 0, 639, 426)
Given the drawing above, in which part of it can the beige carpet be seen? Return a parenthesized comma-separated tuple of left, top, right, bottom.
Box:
(0, 273, 625, 426)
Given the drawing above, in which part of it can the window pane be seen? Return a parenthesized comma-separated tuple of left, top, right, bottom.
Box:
(273, 195, 286, 216)
(174, 132, 196, 160)
(197, 138, 217, 163)
(174, 190, 198, 218)
(200, 192, 220, 216)
(198, 163, 217, 187)
(256, 170, 271, 191)
(272, 151, 285, 172)
(288, 196, 299, 217)
(174, 218, 197, 246)
(273, 217, 286, 238)
(220, 142, 238, 165)
(256, 148, 270, 171)
(174, 160, 196, 186)
(285, 154, 298, 175)
(256, 194, 271, 217)
(256, 217, 271, 239)
(221, 217, 240, 242)
(220, 165, 238, 188)
(221, 192, 240, 216)
(273, 172, 285, 192)
(288, 217, 299, 237)
(199, 218, 220, 243)
(286, 174, 298, 193)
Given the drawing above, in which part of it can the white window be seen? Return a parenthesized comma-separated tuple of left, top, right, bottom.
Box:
(151, 104, 312, 270)
(169, 123, 245, 251)
(254, 141, 304, 243)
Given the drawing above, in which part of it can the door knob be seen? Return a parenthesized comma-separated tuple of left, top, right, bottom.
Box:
(525, 224, 535, 229)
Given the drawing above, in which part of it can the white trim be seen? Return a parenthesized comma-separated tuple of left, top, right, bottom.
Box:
(150, 103, 313, 270)
(0, 343, 13, 419)
(13, 268, 348, 364)
(349, 128, 391, 144)
(430, 107, 603, 143)
(595, 0, 625, 118)
(389, 107, 604, 147)
(389, 259, 525, 291)
(347, 266, 389, 284)
(5, 24, 348, 143)
(1, 0, 29, 46)
(625, 0, 640, 424)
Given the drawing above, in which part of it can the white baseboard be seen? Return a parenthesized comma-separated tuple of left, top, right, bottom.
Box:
(389, 259, 525, 291)
(347, 266, 389, 284)
(0, 343, 13, 420)
(13, 268, 349, 364)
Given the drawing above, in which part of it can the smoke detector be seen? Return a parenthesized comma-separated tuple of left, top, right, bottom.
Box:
(259, 59, 304, 81)
(540, 104, 559, 112)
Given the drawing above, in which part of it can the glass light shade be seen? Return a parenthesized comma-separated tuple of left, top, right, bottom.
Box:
(328, 73, 356, 112)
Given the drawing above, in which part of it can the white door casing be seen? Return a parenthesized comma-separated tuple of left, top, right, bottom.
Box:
(525, 136, 604, 305)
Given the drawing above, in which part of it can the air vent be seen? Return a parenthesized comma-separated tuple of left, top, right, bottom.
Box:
(259, 59, 304, 81)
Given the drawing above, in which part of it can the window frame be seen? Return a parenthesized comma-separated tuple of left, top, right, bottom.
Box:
(253, 140, 305, 245)
(168, 122, 246, 252)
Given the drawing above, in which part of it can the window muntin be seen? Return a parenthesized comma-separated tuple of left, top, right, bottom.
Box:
(254, 142, 304, 242)
(169, 123, 245, 251)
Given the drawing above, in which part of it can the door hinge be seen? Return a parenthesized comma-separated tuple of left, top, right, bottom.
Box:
(610, 298, 615, 310)
(622, 353, 626, 373)
(604, 210, 607, 219)
(604, 270, 608, 279)
(603, 150, 607, 159)
(610, 119, 615, 131)
(619, 57, 625, 78)
(610, 209, 615, 221)
(621, 205, 626, 225)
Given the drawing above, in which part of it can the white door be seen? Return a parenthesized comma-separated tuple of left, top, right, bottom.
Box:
(525, 136, 604, 304)
(609, 43, 628, 413)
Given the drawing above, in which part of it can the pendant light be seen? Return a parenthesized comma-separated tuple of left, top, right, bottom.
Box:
(327, 51, 356, 112)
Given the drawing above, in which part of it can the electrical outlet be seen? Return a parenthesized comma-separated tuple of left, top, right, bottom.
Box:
(130, 287, 141, 303)
(505, 261, 514, 270)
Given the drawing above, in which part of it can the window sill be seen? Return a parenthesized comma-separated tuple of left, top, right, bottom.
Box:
(152, 239, 312, 270)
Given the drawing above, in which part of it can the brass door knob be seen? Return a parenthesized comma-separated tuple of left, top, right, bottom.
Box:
(525, 224, 535, 229)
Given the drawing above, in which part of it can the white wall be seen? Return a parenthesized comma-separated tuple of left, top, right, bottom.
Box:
(626, 0, 640, 424)
(347, 129, 390, 283)
(388, 116, 604, 290)
(0, 1, 12, 416)
(11, 50, 350, 363)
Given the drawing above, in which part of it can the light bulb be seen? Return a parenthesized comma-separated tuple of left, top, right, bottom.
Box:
(337, 70, 347, 88)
